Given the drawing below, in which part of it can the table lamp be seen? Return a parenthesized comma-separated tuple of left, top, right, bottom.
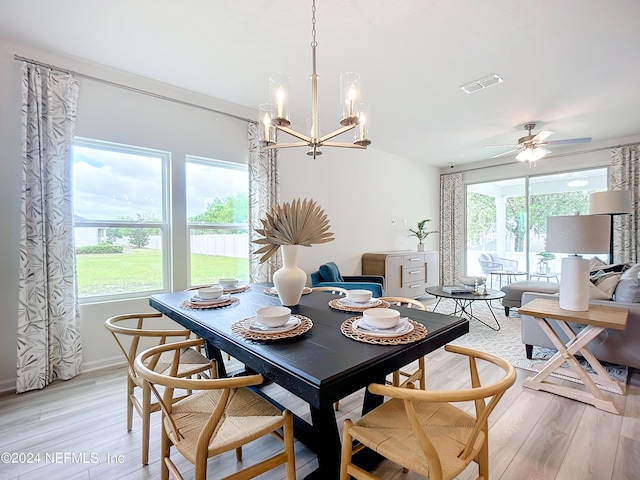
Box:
(545, 214, 610, 311)
(589, 190, 632, 264)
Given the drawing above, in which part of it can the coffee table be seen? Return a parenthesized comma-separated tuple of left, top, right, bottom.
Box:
(425, 286, 505, 330)
(490, 270, 528, 288)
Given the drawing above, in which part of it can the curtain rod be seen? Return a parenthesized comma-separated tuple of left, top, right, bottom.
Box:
(14, 54, 257, 124)
(450, 141, 640, 174)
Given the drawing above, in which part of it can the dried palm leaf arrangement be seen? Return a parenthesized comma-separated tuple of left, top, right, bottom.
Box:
(253, 198, 334, 263)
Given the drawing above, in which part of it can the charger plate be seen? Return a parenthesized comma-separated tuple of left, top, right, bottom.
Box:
(340, 316, 428, 345)
(328, 298, 390, 313)
(180, 296, 240, 310)
(231, 314, 313, 341)
(224, 284, 251, 294)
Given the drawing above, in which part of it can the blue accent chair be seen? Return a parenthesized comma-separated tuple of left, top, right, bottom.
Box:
(310, 262, 385, 297)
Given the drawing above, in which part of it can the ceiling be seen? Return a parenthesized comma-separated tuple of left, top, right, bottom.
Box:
(1, 0, 640, 168)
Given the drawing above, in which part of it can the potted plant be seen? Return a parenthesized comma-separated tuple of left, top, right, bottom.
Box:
(408, 219, 437, 252)
(536, 251, 555, 274)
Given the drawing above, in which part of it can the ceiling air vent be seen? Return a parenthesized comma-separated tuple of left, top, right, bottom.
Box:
(460, 74, 503, 94)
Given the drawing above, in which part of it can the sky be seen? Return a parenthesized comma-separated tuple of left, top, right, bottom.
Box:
(73, 146, 247, 221)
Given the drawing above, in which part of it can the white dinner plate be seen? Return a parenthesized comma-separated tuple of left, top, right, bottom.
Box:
(190, 293, 231, 304)
(243, 316, 301, 334)
(351, 317, 414, 337)
(338, 298, 381, 308)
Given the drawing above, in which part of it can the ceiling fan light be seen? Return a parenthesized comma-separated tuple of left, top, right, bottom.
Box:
(531, 147, 548, 161)
(516, 149, 532, 162)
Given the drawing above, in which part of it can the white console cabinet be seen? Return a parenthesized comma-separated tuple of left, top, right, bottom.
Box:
(362, 250, 439, 298)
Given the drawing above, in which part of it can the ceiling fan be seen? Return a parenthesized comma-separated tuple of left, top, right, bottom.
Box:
(485, 123, 592, 162)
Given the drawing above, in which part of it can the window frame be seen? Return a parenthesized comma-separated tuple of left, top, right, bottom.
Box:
(73, 137, 172, 303)
(185, 155, 249, 288)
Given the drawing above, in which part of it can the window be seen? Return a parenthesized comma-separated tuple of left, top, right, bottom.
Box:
(73, 138, 169, 300)
(185, 156, 249, 286)
(466, 167, 608, 277)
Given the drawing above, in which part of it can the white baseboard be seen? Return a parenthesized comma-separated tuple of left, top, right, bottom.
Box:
(0, 357, 126, 395)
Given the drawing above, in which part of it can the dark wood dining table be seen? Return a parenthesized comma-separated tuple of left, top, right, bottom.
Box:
(149, 285, 468, 479)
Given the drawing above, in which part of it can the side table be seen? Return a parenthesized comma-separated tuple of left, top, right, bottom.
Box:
(518, 298, 629, 414)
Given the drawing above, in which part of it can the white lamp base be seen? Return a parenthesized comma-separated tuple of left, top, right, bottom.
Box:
(559, 256, 589, 311)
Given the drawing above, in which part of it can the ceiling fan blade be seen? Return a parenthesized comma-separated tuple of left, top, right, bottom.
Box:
(531, 130, 554, 143)
(537, 146, 552, 154)
(483, 144, 518, 148)
(489, 148, 520, 159)
(543, 137, 592, 146)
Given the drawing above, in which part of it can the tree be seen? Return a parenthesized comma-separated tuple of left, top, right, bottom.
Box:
(189, 192, 249, 233)
(505, 191, 590, 251)
(466, 192, 496, 243)
(128, 228, 151, 248)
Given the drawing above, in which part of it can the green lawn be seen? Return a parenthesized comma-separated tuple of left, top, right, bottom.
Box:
(76, 248, 249, 297)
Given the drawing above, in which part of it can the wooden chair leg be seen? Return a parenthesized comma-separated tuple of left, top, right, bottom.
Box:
(126, 376, 134, 431)
(160, 426, 171, 480)
(141, 382, 151, 465)
(284, 410, 297, 480)
(340, 419, 354, 480)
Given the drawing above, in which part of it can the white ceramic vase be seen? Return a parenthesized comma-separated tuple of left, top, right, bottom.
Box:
(417, 243, 425, 252)
(273, 245, 307, 306)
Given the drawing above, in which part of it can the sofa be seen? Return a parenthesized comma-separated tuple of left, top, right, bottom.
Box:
(520, 262, 640, 369)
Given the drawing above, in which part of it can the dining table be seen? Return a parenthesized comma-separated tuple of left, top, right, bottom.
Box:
(149, 285, 469, 479)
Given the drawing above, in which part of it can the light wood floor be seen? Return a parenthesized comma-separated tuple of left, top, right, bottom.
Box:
(1, 348, 638, 480)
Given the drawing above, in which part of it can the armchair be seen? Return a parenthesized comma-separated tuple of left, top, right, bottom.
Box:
(310, 261, 385, 297)
(478, 252, 518, 287)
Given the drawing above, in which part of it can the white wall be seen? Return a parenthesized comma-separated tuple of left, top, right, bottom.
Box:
(0, 39, 440, 391)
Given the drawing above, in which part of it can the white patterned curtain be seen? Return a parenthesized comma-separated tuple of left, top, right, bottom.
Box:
(248, 123, 281, 282)
(17, 63, 81, 393)
(439, 172, 464, 285)
(610, 144, 640, 263)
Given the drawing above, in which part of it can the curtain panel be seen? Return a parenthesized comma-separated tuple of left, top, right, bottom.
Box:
(610, 144, 640, 264)
(439, 172, 464, 285)
(248, 123, 281, 282)
(17, 63, 82, 393)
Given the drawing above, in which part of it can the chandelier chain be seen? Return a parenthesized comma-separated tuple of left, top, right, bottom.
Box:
(311, 0, 317, 47)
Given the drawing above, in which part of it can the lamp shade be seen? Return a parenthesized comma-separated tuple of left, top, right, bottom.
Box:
(545, 214, 610, 311)
(545, 215, 610, 254)
(589, 190, 632, 215)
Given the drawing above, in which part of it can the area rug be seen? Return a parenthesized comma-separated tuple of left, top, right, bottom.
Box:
(432, 298, 628, 389)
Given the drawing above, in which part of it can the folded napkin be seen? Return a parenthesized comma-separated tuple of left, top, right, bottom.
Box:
(356, 317, 410, 334)
(249, 317, 297, 331)
(340, 298, 379, 307)
(190, 293, 231, 304)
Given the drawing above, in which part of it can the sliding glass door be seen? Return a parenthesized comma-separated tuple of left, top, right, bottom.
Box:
(466, 167, 608, 278)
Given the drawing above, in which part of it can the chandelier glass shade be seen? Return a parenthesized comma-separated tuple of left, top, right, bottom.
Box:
(258, 0, 371, 158)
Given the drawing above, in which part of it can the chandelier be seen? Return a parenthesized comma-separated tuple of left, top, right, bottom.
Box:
(258, 0, 371, 159)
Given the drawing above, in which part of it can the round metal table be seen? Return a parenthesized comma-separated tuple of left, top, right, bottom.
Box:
(425, 286, 506, 330)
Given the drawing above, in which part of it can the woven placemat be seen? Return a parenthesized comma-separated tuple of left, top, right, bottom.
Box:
(224, 285, 251, 294)
(340, 316, 428, 345)
(264, 286, 313, 296)
(231, 314, 313, 341)
(180, 297, 240, 310)
(328, 298, 390, 313)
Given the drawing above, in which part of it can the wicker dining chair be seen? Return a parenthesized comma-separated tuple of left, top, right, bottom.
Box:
(105, 312, 216, 465)
(340, 345, 516, 480)
(379, 297, 428, 390)
(312, 285, 349, 295)
(134, 338, 296, 480)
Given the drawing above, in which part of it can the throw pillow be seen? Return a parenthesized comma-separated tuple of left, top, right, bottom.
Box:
(621, 263, 640, 280)
(588, 257, 607, 272)
(614, 278, 640, 303)
(588, 281, 612, 300)
(590, 272, 622, 298)
(318, 262, 343, 282)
